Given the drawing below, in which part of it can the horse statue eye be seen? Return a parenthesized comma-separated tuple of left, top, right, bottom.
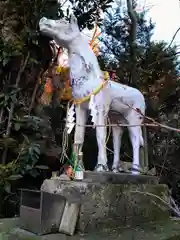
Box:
(46, 23, 51, 28)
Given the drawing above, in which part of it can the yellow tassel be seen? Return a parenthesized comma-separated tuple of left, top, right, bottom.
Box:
(104, 71, 110, 81)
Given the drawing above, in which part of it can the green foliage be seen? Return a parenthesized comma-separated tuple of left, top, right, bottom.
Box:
(0, 88, 20, 108)
(68, 0, 113, 30)
(0, 0, 114, 70)
(18, 141, 41, 174)
(0, 138, 18, 151)
(0, 131, 48, 189)
(100, 7, 155, 75)
(0, 41, 22, 67)
(13, 115, 44, 132)
(100, 5, 180, 105)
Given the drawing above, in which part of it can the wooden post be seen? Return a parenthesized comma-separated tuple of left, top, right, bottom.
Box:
(143, 125, 149, 172)
(140, 146, 145, 172)
(140, 125, 149, 173)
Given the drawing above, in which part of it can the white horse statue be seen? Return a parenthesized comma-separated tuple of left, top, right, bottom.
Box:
(39, 14, 146, 174)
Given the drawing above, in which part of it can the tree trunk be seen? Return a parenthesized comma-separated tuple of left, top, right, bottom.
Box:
(126, 0, 138, 87)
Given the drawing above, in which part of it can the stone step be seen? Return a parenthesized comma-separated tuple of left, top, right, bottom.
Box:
(83, 171, 158, 184)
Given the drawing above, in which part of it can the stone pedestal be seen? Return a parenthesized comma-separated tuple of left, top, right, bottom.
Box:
(41, 172, 169, 233)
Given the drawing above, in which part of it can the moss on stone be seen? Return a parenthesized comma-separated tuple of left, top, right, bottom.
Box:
(76, 183, 170, 232)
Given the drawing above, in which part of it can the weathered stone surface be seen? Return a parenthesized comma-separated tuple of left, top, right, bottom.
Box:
(84, 171, 158, 184)
(41, 177, 169, 233)
(1, 218, 180, 240)
(77, 183, 169, 232)
(59, 202, 80, 235)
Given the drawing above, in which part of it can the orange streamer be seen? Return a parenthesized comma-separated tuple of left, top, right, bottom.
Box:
(44, 78, 54, 93)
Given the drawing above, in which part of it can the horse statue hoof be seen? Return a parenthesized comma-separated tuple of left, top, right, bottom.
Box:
(118, 167, 124, 173)
(112, 166, 125, 173)
(131, 165, 141, 175)
(95, 164, 109, 172)
(112, 167, 118, 173)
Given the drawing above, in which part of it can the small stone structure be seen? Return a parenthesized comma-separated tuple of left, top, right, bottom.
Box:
(39, 172, 169, 234)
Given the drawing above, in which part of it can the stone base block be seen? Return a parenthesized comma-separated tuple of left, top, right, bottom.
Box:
(41, 172, 169, 233)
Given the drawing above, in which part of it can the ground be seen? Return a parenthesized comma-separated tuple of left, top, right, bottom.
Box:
(1, 218, 180, 240)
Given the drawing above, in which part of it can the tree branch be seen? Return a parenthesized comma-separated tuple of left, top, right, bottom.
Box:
(28, 69, 43, 114)
(168, 27, 180, 48)
(2, 53, 30, 165)
(131, 190, 180, 218)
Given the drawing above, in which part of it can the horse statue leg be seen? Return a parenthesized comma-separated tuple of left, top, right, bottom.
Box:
(95, 110, 109, 172)
(126, 110, 144, 175)
(74, 105, 87, 155)
(111, 126, 124, 173)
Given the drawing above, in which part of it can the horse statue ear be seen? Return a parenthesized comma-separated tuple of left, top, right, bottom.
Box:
(70, 13, 78, 26)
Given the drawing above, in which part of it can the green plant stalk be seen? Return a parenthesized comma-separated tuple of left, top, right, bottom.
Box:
(72, 151, 78, 172)
(70, 145, 81, 173)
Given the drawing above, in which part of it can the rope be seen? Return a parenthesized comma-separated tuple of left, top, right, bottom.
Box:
(59, 101, 70, 164)
(64, 122, 159, 127)
(74, 80, 108, 105)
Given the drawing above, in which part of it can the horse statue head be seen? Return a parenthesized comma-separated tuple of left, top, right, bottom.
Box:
(39, 14, 80, 49)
